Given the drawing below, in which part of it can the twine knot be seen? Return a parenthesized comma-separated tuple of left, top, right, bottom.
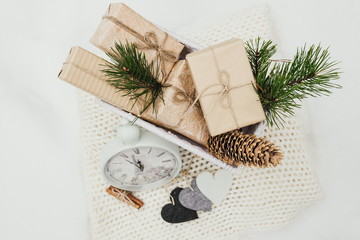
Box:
(111, 187, 135, 206)
(102, 15, 178, 82)
(139, 31, 178, 63)
(136, 31, 178, 81)
(217, 70, 232, 109)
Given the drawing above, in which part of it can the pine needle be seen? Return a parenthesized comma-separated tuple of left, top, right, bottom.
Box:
(245, 37, 341, 128)
(101, 41, 166, 115)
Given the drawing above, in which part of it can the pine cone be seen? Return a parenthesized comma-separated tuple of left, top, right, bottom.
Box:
(206, 129, 283, 168)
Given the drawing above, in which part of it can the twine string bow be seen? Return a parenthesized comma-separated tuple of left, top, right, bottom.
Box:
(182, 67, 251, 131)
(102, 15, 178, 82)
(136, 31, 178, 78)
(166, 71, 204, 128)
(168, 67, 247, 129)
(190, 46, 253, 130)
(215, 70, 232, 109)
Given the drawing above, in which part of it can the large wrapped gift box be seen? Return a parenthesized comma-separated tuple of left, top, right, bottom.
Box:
(58, 46, 210, 145)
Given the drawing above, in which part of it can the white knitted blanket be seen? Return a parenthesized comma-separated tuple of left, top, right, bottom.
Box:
(79, 5, 321, 239)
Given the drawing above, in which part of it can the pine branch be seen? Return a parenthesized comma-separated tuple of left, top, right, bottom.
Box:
(245, 37, 276, 80)
(245, 38, 341, 128)
(102, 41, 165, 115)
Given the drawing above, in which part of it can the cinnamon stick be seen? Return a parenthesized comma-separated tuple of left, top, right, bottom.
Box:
(106, 186, 144, 209)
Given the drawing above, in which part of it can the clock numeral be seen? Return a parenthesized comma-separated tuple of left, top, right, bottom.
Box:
(148, 148, 152, 154)
(131, 177, 138, 184)
(133, 148, 140, 154)
(119, 174, 127, 180)
(162, 159, 171, 163)
(119, 153, 128, 158)
(157, 152, 165, 157)
(110, 169, 122, 175)
(143, 176, 150, 183)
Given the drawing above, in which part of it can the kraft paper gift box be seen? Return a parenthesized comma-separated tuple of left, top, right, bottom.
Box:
(90, 3, 184, 81)
(58, 46, 210, 146)
(186, 39, 266, 136)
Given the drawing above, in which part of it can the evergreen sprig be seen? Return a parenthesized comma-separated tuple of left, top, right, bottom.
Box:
(245, 38, 341, 128)
(102, 42, 165, 115)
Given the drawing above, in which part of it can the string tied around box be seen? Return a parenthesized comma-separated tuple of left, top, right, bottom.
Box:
(169, 70, 205, 128)
(61, 61, 146, 118)
(62, 60, 205, 129)
(102, 15, 177, 82)
(177, 46, 252, 131)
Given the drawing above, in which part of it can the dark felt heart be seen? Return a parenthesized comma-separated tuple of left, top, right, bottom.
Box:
(179, 179, 212, 212)
(161, 187, 198, 223)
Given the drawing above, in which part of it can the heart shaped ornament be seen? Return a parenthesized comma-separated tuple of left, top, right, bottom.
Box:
(196, 169, 233, 205)
(161, 187, 198, 223)
(179, 179, 212, 212)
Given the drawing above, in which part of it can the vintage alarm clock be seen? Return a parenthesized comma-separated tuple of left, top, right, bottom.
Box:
(100, 119, 182, 191)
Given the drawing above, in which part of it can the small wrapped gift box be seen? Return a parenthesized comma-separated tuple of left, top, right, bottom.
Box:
(186, 39, 266, 136)
(58, 47, 210, 146)
(90, 3, 184, 80)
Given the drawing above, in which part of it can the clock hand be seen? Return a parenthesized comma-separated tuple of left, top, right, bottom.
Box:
(131, 155, 144, 171)
(132, 156, 140, 167)
(138, 162, 144, 171)
(133, 157, 145, 172)
(125, 160, 136, 166)
(131, 155, 138, 164)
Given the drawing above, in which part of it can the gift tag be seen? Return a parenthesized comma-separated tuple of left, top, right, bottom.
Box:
(196, 169, 233, 204)
(179, 179, 212, 212)
(161, 187, 198, 223)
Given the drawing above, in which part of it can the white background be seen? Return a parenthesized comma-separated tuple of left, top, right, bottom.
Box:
(0, 0, 359, 239)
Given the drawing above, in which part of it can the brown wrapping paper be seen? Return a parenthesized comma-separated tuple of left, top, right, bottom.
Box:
(90, 3, 184, 80)
(58, 46, 210, 145)
(157, 60, 209, 142)
(186, 39, 266, 136)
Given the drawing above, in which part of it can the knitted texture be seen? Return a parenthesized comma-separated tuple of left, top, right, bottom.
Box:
(78, 5, 321, 239)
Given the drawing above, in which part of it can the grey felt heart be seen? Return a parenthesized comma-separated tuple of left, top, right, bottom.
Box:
(178, 179, 212, 212)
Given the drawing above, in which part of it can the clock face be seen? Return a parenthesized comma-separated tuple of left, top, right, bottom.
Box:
(104, 146, 180, 191)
